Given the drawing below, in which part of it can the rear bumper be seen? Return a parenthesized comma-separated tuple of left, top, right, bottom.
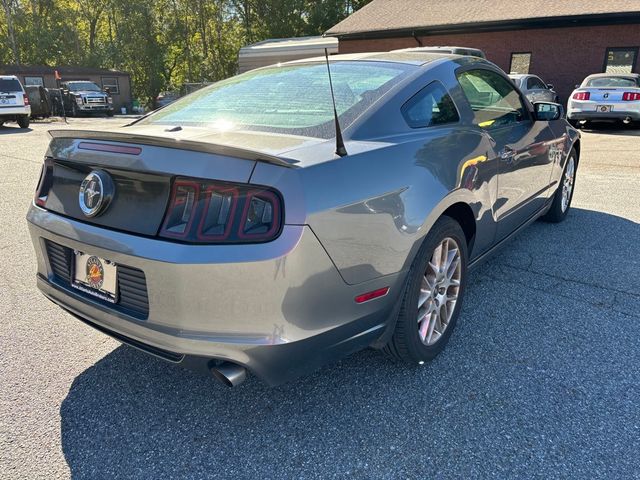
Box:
(568, 104, 640, 122)
(0, 105, 30, 117)
(27, 205, 403, 385)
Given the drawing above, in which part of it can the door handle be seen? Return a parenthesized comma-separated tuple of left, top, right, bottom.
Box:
(500, 146, 516, 162)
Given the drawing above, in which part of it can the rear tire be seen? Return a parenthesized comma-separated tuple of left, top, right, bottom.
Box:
(542, 149, 577, 223)
(17, 116, 29, 128)
(384, 216, 468, 364)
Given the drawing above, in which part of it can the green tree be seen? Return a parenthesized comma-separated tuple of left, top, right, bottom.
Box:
(0, 0, 373, 107)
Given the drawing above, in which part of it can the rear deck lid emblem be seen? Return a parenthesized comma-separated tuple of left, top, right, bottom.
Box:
(79, 170, 114, 217)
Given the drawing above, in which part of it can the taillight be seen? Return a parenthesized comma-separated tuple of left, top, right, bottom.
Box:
(622, 92, 640, 101)
(34, 158, 54, 207)
(572, 92, 590, 101)
(23, 93, 30, 106)
(159, 178, 283, 243)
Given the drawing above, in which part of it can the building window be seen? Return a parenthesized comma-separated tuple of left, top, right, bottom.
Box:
(509, 53, 531, 74)
(24, 76, 44, 87)
(101, 77, 120, 94)
(604, 48, 638, 74)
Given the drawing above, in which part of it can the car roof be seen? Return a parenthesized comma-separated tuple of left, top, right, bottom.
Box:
(0, 75, 20, 80)
(283, 51, 488, 68)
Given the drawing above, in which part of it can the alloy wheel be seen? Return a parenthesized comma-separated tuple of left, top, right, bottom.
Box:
(417, 237, 461, 346)
(561, 156, 575, 213)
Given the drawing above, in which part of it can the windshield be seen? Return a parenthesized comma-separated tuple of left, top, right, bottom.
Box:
(586, 77, 639, 88)
(0, 79, 23, 93)
(141, 61, 412, 139)
(68, 82, 102, 92)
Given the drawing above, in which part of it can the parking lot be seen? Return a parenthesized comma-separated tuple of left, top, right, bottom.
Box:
(1, 118, 639, 478)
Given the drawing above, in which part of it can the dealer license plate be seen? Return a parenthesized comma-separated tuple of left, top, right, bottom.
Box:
(0, 95, 16, 105)
(596, 105, 612, 113)
(72, 252, 118, 303)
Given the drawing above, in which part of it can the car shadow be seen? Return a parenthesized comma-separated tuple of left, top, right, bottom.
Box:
(60, 208, 640, 478)
(578, 122, 640, 136)
(0, 124, 32, 134)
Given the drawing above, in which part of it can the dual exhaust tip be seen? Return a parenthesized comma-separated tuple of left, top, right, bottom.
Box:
(210, 362, 247, 387)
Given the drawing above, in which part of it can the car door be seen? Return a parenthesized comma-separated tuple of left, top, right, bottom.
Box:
(457, 68, 557, 240)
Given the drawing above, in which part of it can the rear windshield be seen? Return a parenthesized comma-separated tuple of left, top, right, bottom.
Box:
(0, 79, 23, 93)
(141, 61, 412, 138)
(585, 77, 639, 88)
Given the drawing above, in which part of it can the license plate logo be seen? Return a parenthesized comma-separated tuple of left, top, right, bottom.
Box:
(85, 255, 105, 289)
(72, 252, 117, 303)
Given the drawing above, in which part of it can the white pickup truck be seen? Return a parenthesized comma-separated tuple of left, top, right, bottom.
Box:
(0, 75, 31, 128)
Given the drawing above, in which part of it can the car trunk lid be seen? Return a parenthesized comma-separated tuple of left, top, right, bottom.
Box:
(41, 126, 306, 235)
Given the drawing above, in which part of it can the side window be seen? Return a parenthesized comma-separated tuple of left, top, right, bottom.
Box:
(401, 81, 459, 129)
(457, 69, 528, 129)
(527, 77, 546, 90)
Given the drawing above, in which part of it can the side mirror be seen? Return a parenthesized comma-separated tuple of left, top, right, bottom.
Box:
(534, 102, 562, 121)
(104, 87, 111, 94)
(547, 83, 554, 90)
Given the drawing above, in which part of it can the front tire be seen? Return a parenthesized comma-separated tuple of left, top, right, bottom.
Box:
(17, 115, 29, 128)
(384, 216, 468, 364)
(542, 149, 577, 223)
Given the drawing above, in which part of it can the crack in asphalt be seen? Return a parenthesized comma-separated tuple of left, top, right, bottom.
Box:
(480, 263, 640, 319)
(495, 259, 640, 298)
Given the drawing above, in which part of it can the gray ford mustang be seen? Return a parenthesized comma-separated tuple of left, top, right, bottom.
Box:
(27, 52, 580, 386)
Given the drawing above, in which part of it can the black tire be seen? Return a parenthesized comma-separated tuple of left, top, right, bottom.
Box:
(384, 216, 468, 364)
(542, 148, 578, 223)
(107, 110, 114, 117)
(17, 116, 29, 128)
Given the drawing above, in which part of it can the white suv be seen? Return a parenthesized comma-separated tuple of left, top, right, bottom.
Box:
(0, 75, 31, 128)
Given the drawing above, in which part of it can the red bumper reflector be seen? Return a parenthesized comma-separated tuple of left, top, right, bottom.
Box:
(355, 287, 390, 304)
(78, 142, 142, 155)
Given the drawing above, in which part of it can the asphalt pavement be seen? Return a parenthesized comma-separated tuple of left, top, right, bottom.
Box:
(1, 118, 639, 479)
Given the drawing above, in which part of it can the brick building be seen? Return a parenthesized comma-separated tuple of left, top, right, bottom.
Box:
(326, 0, 640, 103)
(0, 65, 132, 111)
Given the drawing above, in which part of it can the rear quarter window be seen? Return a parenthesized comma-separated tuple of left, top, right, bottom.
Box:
(401, 81, 459, 128)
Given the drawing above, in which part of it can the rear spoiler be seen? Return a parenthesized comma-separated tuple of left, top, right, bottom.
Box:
(48, 129, 299, 168)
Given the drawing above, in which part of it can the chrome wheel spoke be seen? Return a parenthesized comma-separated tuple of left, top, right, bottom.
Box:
(418, 277, 432, 308)
(418, 312, 431, 341)
(426, 311, 438, 344)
